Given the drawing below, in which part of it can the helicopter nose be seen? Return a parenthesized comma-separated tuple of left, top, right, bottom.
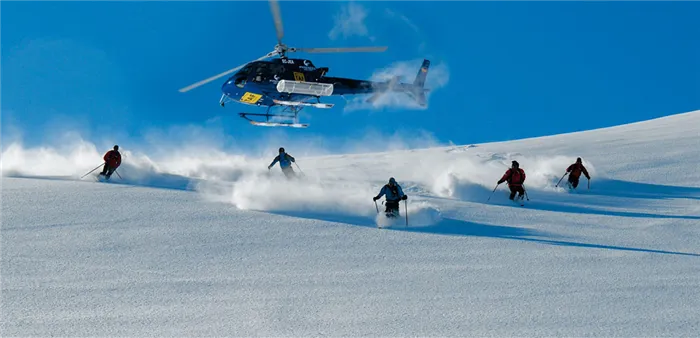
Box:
(222, 79, 237, 93)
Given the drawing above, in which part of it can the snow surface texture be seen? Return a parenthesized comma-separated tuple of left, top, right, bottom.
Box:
(2, 110, 700, 336)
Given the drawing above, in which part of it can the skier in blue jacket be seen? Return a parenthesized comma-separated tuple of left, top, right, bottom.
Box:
(268, 147, 296, 178)
(373, 177, 408, 217)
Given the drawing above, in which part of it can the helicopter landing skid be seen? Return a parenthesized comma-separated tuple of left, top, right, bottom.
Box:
(273, 99, 334, 109)
(238, 105, 308, 128)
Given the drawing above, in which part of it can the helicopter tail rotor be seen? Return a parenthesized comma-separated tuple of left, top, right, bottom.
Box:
(406, 59, 431, 106)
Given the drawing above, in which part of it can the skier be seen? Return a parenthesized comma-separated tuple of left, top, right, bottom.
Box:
(99, 145, 122, 179)
(566, 157, 591, 189)
(268, 147, 296, 179)
(497, 160, 526, 202)
(373, 177, 408, 217)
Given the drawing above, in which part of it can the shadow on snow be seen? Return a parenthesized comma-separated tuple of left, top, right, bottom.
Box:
(581, 178, 700, 201)
(266, 211, 700, 258)
(269, 210, 377, 227)
(4, 171, 200, 192)
(451, 178, 700, 220)
(402, 218, 700, 258)
(523, 200, 700, 220)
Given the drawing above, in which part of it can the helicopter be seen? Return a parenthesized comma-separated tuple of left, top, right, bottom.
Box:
(178, 0, 431, 128)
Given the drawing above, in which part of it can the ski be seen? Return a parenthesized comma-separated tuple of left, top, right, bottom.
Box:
(377, 212, 399, 229)
(510, 196, 525, 207)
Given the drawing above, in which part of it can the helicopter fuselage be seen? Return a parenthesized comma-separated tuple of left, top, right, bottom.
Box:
(220, 58, 420, 108)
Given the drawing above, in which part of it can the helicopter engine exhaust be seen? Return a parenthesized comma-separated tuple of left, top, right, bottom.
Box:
(276, 80, 334, 96)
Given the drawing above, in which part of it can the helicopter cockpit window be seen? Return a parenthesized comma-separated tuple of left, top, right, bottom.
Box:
(234, 76, 246, 88)
(251, 64, 267, 82)
(255, 64, 271, 75)
(257, 63, 285, 82)
(240, 64, 253, 75)
(269, 64, 285, 76)
(233, 65, 253, 88)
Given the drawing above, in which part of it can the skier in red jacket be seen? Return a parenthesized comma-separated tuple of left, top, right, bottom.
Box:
(99, 145, 122, 179)
(566, 157, 590, 189)
(498, 160, 526, 201)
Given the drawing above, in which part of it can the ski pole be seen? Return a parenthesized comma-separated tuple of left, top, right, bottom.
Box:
(114, 169, 123, 180)
(523, 187, 530, 201)
(487, 183, 500, 201)
(555, 172, 568, 187)
(294, 162, 305, 177)
(588, 178, 591, 190)
(404, 199, 408, 227)
(374, 200, 379, 213)
(80, 163, 104, 179)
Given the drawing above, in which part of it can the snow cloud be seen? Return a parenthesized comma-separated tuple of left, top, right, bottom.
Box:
(328, 2, 374, 41)
(0, 121, 450, 182)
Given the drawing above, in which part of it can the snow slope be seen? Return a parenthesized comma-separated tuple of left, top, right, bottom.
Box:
(2, 110, 700, 336)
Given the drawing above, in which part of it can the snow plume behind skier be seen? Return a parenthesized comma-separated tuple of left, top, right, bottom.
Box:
(229, 171, 379, 216)
(218, 171, 441, 227)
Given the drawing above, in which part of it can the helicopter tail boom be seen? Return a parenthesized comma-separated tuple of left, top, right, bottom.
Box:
(365, 59, 430, 106)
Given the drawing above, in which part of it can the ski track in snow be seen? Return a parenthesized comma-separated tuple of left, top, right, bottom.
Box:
(2, 110, 700, 336)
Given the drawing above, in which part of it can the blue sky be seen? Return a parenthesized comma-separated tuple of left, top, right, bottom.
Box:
(2, 1, 698, 154)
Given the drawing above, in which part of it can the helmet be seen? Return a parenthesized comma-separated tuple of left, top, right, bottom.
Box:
(114, 145, 119, 151)
(511, 160, 519, 168)
(389, 177, 396, 185)
(576, 157, 582, 163)
(279, 147, 285, 153)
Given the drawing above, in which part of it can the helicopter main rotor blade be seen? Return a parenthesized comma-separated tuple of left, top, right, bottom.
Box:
(291, 46, 388, 53)
(178, 51, 278, 93)
(269, 0, 284, 44)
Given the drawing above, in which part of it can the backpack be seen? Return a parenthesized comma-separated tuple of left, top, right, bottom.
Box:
(385, 184, 400, 198)
(571, 163, 583, 175)
(508, 168, 524, 184)
(279, 153, 292, 165)
(105, 150, 120, 163)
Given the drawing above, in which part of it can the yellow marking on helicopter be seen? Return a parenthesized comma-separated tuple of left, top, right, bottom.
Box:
(293, 72, 305, 81)
(240, 92, 262, 104)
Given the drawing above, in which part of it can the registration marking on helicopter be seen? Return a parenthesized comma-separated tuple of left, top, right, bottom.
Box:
(240, 92, 262, 104)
